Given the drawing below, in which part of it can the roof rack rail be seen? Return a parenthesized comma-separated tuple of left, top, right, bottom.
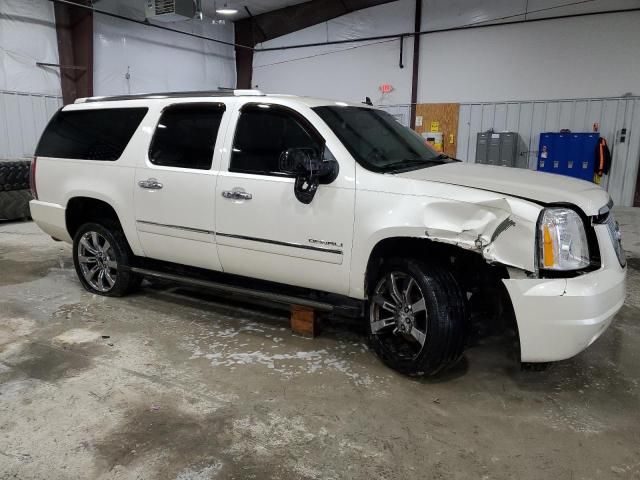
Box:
(74, 89, 265, 104)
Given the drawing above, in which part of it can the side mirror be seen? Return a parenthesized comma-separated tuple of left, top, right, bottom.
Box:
(278, 148, 315, 175)
(278, 147, 339, 204)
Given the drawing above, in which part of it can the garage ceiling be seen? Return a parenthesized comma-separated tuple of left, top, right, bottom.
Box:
(201, 0, 310, 19)
(94, 0, 312, 21)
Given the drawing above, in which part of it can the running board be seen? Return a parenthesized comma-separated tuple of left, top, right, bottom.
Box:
(129, 267, 334, 312)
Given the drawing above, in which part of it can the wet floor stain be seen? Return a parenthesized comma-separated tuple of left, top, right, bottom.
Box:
(93, 403, 321, 480)
(0, 258, 62, 287)
(2, 342, 94, 382)
(626, 256, 640, 271)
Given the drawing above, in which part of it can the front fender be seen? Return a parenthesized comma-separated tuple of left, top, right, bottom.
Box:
(349, 188, 542, 299)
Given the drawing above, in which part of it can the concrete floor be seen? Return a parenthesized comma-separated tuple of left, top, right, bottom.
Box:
(1, 209, 639, 480)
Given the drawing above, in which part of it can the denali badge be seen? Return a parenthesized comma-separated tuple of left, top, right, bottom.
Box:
(309, 239, 344, 248)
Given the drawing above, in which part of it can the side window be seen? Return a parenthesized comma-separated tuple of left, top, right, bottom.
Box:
(35, 108, 148, 161)
(149, 103, 225, 170)
(230, 105, 322, 176)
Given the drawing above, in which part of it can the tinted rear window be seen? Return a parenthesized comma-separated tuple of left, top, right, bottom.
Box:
(36, 108, 148, 161)
(149, 103, 225, 170)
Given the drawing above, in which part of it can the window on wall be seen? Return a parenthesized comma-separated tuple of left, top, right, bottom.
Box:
(35, 108, 148, 161)
(230, 104, 323, 176)
(149, 103, 226, 170)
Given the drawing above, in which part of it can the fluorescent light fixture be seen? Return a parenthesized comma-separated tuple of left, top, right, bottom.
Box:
(216, 2, 238, 15)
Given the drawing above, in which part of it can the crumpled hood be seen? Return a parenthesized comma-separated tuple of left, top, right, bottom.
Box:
(397, 162, 610, 215)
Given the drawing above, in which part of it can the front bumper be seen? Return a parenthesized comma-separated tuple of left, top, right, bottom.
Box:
(503, 224, 626, 363)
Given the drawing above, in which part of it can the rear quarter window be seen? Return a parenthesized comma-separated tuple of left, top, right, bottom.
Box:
(35, 107, 148, 161)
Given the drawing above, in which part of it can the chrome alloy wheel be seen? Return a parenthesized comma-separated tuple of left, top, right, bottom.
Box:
(370, 272, 428, 359)
(77, 231, 118, 292)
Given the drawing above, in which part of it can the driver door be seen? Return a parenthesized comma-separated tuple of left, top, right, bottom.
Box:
(214, 102, 355, 295)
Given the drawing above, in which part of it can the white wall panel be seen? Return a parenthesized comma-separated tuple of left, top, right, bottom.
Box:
(93, 3, 236, 96)
(0, 91, 62, 160)
(0, 0, 61, 95)
(421, 0, 527, 29)
(418, 11, 640, 103)
(253, 0, 415, 104)
(254, 1, 640, 105)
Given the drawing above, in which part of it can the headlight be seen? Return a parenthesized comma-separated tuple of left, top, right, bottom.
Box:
(606, 214, 626, 267)
(538, 207, 590, 271)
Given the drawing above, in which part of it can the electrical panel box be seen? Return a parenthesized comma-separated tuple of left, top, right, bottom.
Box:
(499, 132, 518, 168)
(475, 132, 490, 164)
(486, 134, 501, 165)
(537, 132, 599, 181)
(475, 132, 522, 168)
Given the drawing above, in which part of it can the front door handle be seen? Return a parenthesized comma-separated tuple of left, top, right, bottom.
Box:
(222, 190, 253, 201)
(138, 178, 163, 190)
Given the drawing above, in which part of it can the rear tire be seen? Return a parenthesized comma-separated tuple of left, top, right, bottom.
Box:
(367, 257, 469, 376)
(0, 190, 31, 221)
(72, 222, 141, 297)
(0, 160, 31, 192)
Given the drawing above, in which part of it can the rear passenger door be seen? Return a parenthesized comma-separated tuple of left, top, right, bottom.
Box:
(134, 102, 227, 270)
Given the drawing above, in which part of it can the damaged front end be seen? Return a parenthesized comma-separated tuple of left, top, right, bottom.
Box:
(422, 197, 539, 273)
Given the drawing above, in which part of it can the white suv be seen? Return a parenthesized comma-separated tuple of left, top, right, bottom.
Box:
(29, 90, 626, 375)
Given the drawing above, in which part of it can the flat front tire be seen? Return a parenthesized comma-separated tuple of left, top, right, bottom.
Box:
(72, 222, 140, 297)
(367, 258, 469, 376)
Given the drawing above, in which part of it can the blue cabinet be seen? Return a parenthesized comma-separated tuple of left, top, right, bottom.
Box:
(537, 133, 555, 172)
(537, 132, 599, 181)
(554, 133, 571, 175)
(574, 133, 599, 181)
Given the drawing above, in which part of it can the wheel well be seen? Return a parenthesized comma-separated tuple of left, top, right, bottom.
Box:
(66, 197, 121, 239)
(365, 237, 517, 335)
(365, 237, 488, 290)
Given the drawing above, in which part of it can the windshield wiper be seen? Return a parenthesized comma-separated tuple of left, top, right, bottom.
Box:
(383, 157, 447, 173)
(434, 153, 462, 162)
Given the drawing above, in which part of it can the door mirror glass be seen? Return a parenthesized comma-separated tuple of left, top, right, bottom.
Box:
(278, 147, 339, 204)
(278, 147, 315, 175)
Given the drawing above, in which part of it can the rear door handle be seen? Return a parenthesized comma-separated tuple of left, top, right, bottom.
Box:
(222, 190, 252, 201)
(138, 178, 163, 190)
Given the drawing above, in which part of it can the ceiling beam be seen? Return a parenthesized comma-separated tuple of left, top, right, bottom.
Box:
(53, 0, 93, 104)
(235, 0, 398, 88)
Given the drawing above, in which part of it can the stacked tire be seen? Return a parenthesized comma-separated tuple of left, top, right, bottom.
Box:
(0, 160, 32, 221)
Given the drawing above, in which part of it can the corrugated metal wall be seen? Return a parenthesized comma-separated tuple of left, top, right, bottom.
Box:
(380, 97, 640, 206)
(457, 97, 640, 207)
(0, 90, 62, 161)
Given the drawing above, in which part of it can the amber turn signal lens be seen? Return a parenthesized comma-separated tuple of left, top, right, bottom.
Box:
(543, 224, 554, 267)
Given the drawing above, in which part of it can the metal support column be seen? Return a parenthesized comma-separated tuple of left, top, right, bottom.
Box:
(410, 0, 422, 130)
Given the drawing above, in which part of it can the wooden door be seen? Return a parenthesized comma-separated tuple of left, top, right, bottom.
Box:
(414, 103, 460, 158)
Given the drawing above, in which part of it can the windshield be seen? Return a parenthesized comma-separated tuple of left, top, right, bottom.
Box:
(313, 106, 457, 173)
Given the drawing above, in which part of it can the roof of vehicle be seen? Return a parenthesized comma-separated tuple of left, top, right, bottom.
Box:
(71, 89, 370, 109)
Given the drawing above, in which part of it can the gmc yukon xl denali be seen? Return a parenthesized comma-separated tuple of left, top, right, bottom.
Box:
(29, 90, 626, 376)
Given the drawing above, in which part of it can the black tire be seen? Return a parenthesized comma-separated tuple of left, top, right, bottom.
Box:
(520, 362, 550, 372)
(72, 221, 141, 297)
(0, 189, 32, 221)
(0, 161, 31, 192)
(366, 257, 469, 376)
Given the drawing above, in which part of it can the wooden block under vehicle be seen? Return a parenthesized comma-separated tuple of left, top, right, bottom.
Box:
(290, 305, 317, 337)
